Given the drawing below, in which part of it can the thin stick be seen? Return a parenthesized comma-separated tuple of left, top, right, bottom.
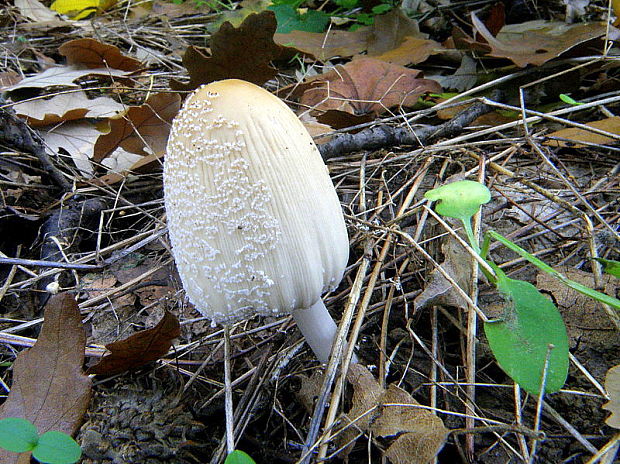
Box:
(223, 325, 235, 455)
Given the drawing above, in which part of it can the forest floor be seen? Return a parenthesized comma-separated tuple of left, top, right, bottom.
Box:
(1, 0, 619, 463)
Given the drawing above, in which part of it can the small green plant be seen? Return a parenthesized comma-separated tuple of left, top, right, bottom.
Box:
(0, 418, 81, 464)
(225, 449, 257, 464)
(425, 180, 620, 394)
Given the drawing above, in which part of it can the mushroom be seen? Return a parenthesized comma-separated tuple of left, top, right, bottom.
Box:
(164, 79, 350, 363)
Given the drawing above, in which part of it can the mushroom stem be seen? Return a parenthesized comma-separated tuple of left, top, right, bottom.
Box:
(292, 300, 357, 364)
(223, 325, 235, 454)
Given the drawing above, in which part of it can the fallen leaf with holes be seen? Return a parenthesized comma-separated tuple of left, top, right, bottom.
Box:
(5, 66, 132, 93)
(170, 11, 296, 91)
(40, 120, 107, 177)
(59, 38, 142, 71)
(544, 117, 620, 147)
(13, 91, 126, 127)
(0, 294, 91, 464)
(87, 311, 180, 375)
(93, 92, 180, 163)
(297, 58, 441, 127)
(536, 268, 619, 352)
(603, 364, 620, 429)
(470, 15, 616, 67)
(338, 365, 447, 462)
(374, 385, 448, 464)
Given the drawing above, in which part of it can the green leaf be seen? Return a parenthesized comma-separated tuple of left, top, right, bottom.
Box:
(0, 417, 39, 453)
(371, 3, 392, 14)
(559, 94, 583, 106)
(269, 4, 330, 33)
(595, 258, 620, 279)
(424, 180, 491, 222)
(487, 231, 620, 310)
(225, 450, 257, 464)
(484, 271, 569, 394)
(32, 431, 81, 464)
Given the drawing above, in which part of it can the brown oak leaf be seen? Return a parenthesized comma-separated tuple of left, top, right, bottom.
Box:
(170, 11, 296, 91)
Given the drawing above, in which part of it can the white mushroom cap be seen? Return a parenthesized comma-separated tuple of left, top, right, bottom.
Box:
(164, 79, 349, 325)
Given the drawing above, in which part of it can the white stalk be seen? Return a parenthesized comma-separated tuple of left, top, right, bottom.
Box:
(292, 299, 357, 364)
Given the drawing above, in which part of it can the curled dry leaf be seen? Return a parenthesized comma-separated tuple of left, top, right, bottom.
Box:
(40, 120, 106, 177)
(298, 58, 441, 127)
(470, 14, 616, 67)
(93, 92, 181, 163)
(0, 293, 91, 464)
(59, 38, 142, 71)
(87, 310, 181, 375)
(603, 364, 620, 429)
(339, 365, 447, 463)
(5, 66, 132, 92)
(170, 11, 296, 91)
(13, 91, 126, 127)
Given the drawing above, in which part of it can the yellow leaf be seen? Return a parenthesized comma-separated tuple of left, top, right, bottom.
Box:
(50, 0, 117, 19)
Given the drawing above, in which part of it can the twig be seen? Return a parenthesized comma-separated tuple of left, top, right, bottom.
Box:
(318, 98, 497, 160)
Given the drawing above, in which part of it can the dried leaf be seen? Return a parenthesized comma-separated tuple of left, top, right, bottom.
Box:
(93, 92, 181, 162)
(274, 9, 432, 63)
(0, 294, 91, 464)
(59, 38, 142, 71)
(545, 117, 620, 147)
(370, 37, 443, 66)
(87, 311, 180, 375)
(275, 29, 371, 61)
(92, 151, 165, 185)
(40, 120, 107, 176)
(414, 238, 472, 311)
(170, 11, 296, 91)
(366, 8, 426, 56)
(338, 365, 447, 462)
(5, 66, 132, 92)
(603, 364, 620, 429)
(298, 57, 441, 127)
(471, 15, 615, 67)
(304, 58, 441, 114)
(0, 71, 22, 90)
(536, 268, 619, 352)
(13, 91, 126, 127)
(14, 0, 62, 23)
(373, 385, 448, 464)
